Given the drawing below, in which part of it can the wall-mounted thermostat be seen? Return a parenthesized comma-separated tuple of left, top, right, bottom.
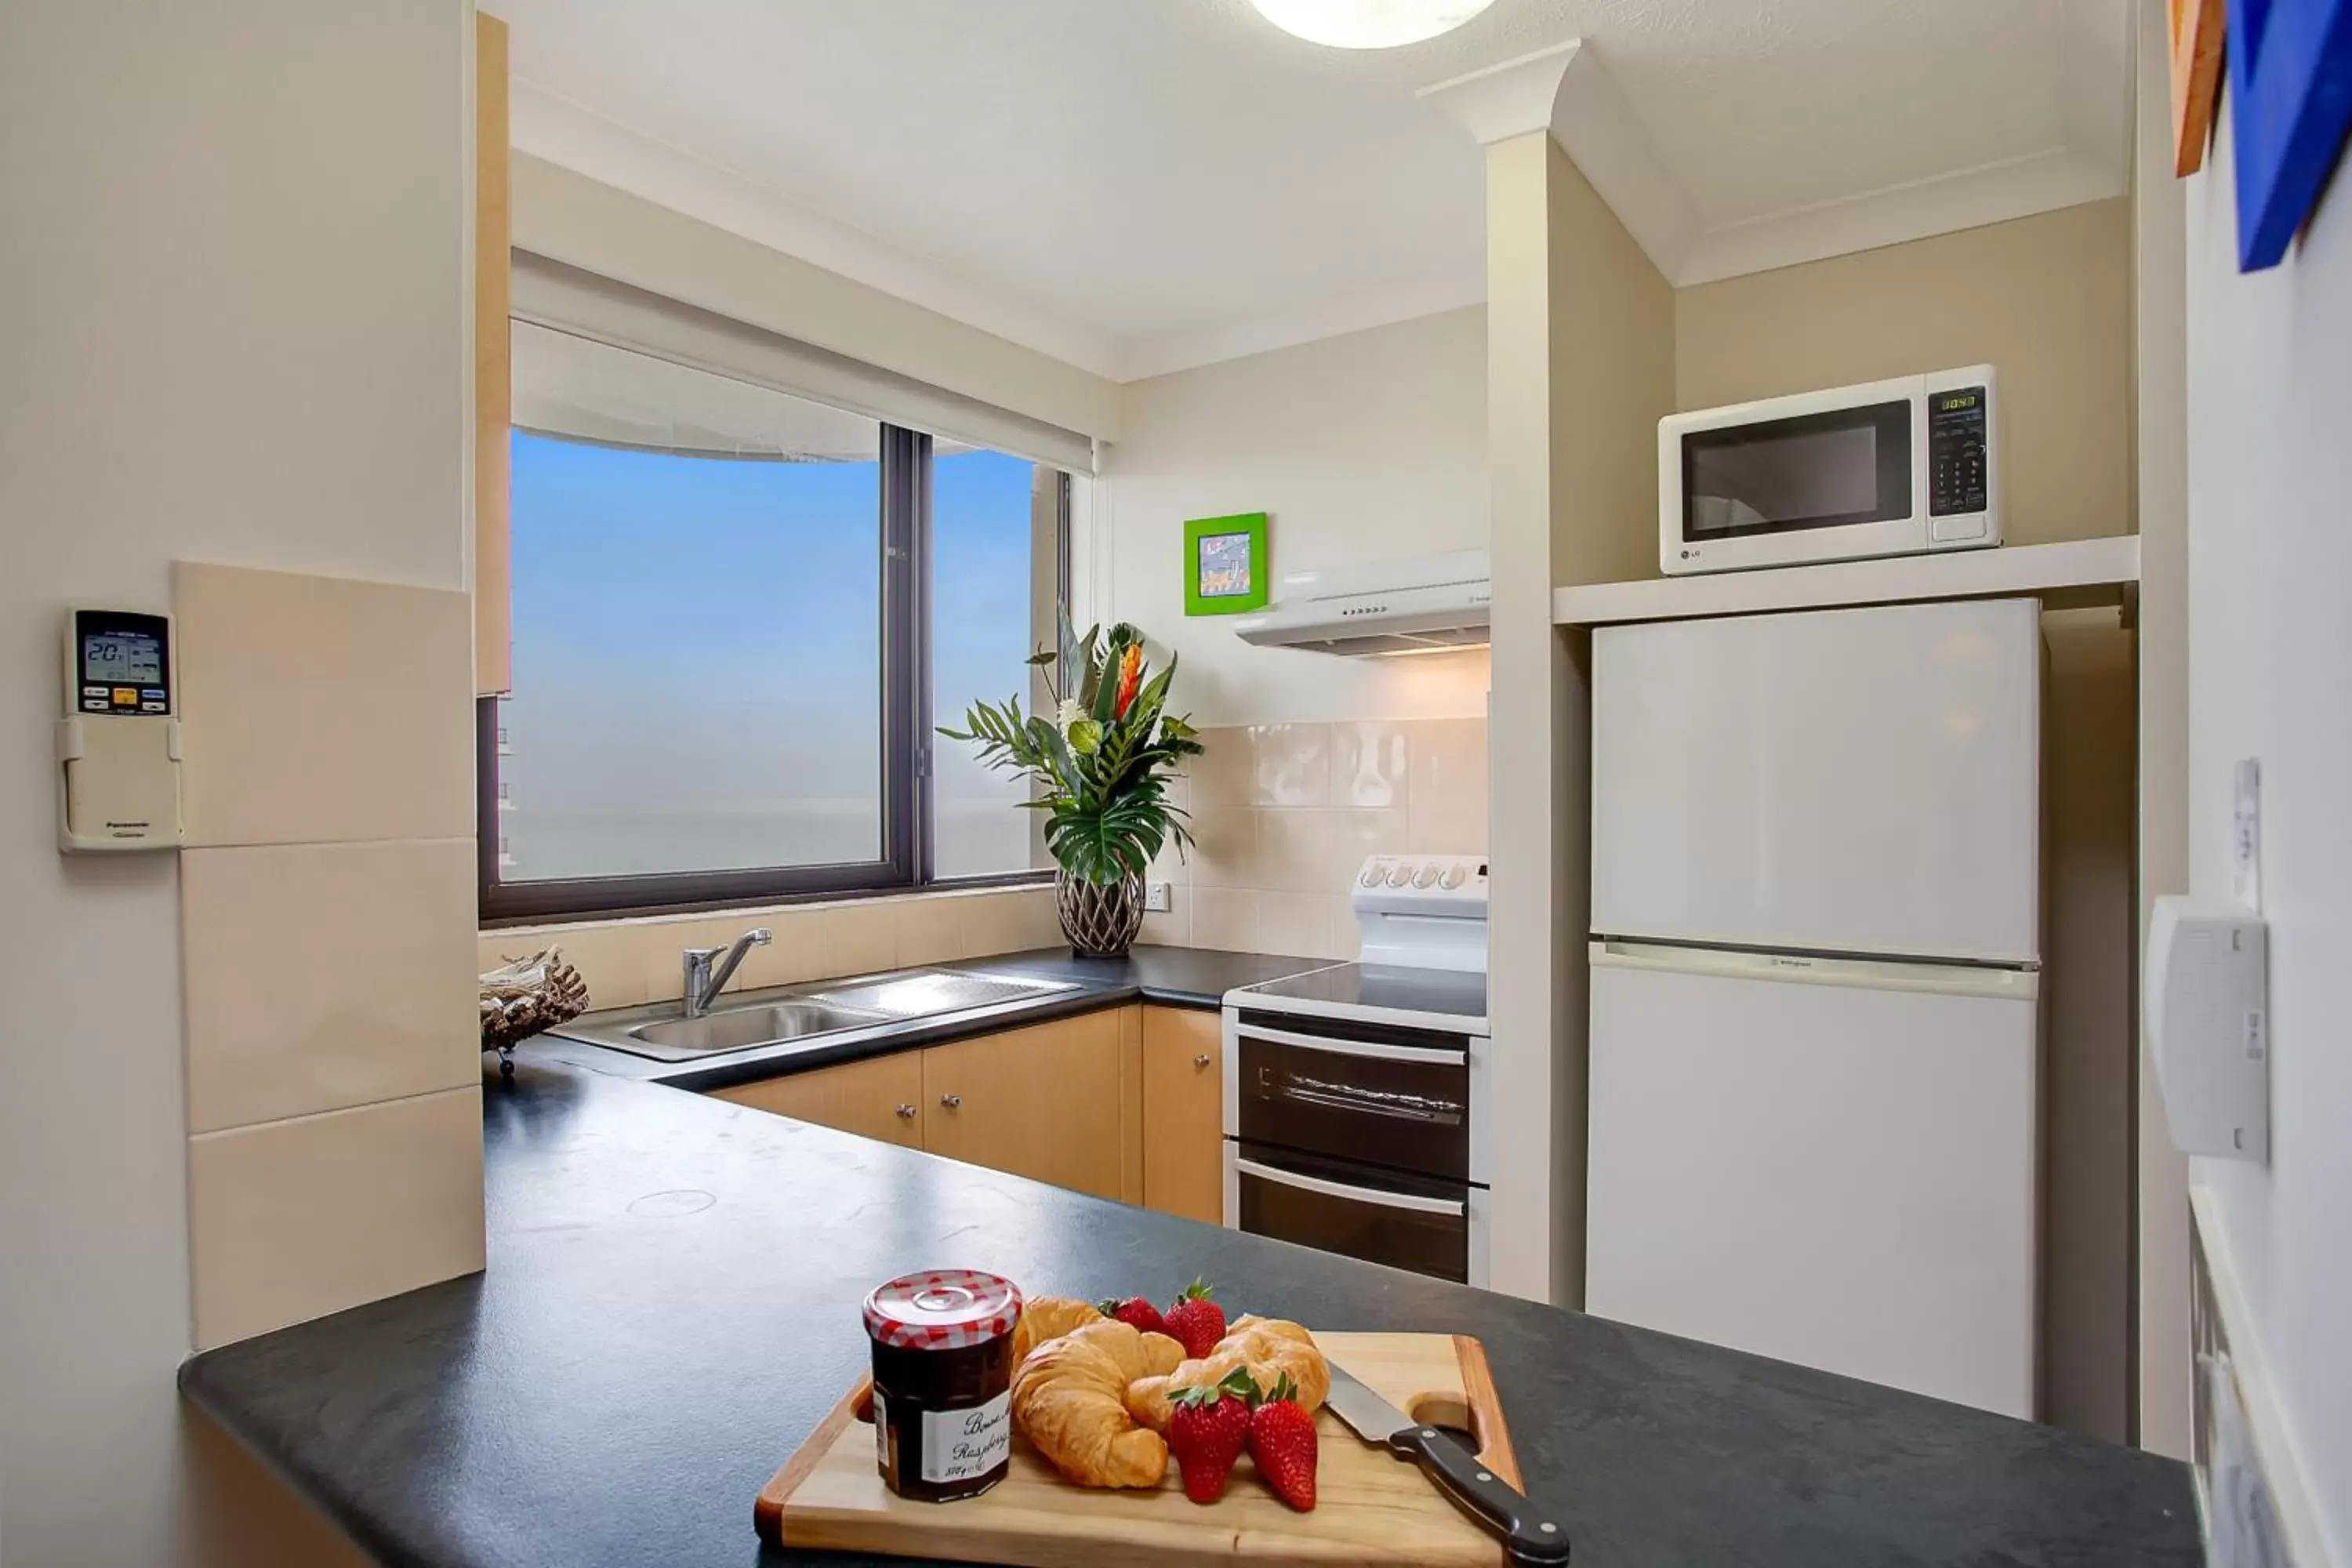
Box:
(57, 608, 183, 852)
(2146, 895, 2267, 1163)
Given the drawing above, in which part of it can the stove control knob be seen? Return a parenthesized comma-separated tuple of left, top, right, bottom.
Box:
(1359, 866, 1385, 889)
(1386, 864, 1414, 888)
(1412, 865, 1440, 889)
(1440, 866, 1467, 890)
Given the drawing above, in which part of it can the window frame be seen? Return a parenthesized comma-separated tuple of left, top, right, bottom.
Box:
(478, 421, 1063, 927)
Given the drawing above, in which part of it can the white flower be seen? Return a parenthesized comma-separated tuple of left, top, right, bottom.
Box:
(1055, 697, 1085, 731)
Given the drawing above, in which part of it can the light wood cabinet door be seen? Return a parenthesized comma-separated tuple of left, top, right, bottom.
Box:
(1142, 1007, 1225, 1223)
(922, 1012, 1124, 1200)
(710, 1051, 924, 1148)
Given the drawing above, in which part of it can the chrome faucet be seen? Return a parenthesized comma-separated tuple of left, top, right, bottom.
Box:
(681, 927, 771, 1018)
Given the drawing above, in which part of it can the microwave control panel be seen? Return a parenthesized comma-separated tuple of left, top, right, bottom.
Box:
(1928, 386, 1989, 517)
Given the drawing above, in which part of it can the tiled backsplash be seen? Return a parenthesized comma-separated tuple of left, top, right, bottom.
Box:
(481, 885, 1065, 1013)
(1146, 718, 1488, 959)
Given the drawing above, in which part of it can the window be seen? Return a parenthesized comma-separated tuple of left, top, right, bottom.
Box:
(481, 322, 1064, 921)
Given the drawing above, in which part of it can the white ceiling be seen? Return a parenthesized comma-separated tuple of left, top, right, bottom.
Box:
(492, 0, 2132, 383)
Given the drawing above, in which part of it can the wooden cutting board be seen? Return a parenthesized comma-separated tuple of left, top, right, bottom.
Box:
(755, 1332, 1523, 1567)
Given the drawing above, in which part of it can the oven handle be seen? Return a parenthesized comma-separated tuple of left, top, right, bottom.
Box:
(1234, 1022, 1467, 1067)
(1232, 1156, 1467, 1218)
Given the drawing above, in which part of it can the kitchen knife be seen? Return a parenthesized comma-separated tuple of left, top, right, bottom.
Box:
(1322, 1360, 1571, 1565)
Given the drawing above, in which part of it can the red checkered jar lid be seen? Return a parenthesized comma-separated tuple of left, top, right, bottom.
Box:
(862, 1269, 1024, 1352)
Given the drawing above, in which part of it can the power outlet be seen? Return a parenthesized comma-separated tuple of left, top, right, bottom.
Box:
(1144, 880, 1173, 913)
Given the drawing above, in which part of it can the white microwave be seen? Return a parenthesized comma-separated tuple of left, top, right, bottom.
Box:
(1659, 366, 1998, 576)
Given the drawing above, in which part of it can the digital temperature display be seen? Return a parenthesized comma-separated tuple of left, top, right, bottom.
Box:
(84, 632, 163, 687)
(72, 609, 172, 715)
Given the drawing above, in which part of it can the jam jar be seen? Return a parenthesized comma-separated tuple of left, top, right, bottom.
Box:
(862, 1269, 1024, 1502)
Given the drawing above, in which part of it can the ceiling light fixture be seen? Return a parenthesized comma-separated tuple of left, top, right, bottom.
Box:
(1247, 0, 1499, 49)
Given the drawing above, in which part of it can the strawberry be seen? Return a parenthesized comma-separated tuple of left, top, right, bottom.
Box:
(1166, 1368, 1258, 1504)
(1162, 1278, 1227, 1359)
(1097, 1294, 1167, 1337)
(1247, 1373, 1319, 1512)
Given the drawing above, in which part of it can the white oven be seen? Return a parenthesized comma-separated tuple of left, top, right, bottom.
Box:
(1219, 856, 1491, 1287)
(1660, 365, 1998, 576)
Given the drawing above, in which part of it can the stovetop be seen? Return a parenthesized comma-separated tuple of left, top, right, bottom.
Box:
(1229, 961, 1490, 1033)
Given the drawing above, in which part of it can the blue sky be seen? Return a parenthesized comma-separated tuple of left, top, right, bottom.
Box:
(504, 431, 1034, 876)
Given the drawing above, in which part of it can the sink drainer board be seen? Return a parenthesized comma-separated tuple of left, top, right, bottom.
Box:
(804, 970, 1079, 1018)
(756, 1330, 1527, 1567)
(549, 968, 1082, 1064)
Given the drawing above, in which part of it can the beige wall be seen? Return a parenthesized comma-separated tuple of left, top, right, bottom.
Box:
(1142, 720, 1487, 958)
(0, 0, 471, 1559)
(1552, 148, 1677, 590)
(2041, 611, 2139, 1443)
(2129, 0, 2194, 1462)
(1479, 136, 1677, 1308)
(1101, 310, 1491, 728)
(1675, 199, 2136, 549)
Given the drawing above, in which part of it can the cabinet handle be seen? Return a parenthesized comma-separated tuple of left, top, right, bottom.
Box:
(1193, 1054, 1213, 1068)
(895, 1104, 917, 1120)
(939, 1094, 963, 1109)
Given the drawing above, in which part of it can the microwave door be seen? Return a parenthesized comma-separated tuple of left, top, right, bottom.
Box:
(1681, 398, 1913, 546)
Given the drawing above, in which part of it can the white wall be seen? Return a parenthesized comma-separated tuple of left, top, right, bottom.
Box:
(0, 1, 469, 1561)
(2181, 108, 2352, 1556)
(1099, 307, 1490, 728)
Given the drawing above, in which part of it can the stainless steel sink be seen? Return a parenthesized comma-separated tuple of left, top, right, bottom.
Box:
(547, 966, 1081, 1064)
(630, 1001, 888, 1055)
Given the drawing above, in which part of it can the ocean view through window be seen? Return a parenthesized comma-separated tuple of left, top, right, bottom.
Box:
(482, 321, 1062, 920)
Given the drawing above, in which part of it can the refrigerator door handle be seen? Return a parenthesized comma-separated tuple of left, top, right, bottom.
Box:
(1588, 940, 2039, 1001)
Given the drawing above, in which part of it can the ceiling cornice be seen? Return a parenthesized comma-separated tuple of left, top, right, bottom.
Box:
(1421, 2, 2130, 289)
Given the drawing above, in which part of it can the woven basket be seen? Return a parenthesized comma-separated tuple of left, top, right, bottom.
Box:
(480, 946, 589, 1075)
(1055, 869, 1144, 959)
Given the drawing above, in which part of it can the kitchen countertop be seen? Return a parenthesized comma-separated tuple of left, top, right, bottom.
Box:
(521, 945, 1336, 1094)
(180, 1051, 2201, 1567)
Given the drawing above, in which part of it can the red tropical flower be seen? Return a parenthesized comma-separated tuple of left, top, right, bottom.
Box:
(1112, 643, 1144, 718)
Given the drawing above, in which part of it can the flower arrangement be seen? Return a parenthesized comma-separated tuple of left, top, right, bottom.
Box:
(940, 621, 1200, 953)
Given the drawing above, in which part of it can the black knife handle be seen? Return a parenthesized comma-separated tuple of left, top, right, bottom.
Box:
(1387, 1424, 1572, 1564)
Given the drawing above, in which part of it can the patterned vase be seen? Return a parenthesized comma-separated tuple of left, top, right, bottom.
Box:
(1054, 869, 1144, 959)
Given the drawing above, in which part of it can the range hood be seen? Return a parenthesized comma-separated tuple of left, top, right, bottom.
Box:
(1233, 548, 1490, 656)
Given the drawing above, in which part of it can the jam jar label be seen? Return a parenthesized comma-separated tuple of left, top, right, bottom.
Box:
(920, 1391, 1011, 1484)
(872, 1387, 891, 1472)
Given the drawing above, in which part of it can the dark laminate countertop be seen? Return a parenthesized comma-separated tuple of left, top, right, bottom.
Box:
(519, 946, 1335, 1094)
(180, 1054, 2201, 1568)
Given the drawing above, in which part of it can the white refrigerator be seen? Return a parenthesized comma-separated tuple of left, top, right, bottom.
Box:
(1584, 597, 2042, 1419)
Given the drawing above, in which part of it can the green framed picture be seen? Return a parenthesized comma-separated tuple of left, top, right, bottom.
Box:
(1184, 512, 1269, 615)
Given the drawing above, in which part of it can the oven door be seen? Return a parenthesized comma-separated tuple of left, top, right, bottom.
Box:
(1660, 378, 1931, 575)
(1225, 1139, 1485, 1286)
(1224, 1010, 1474, 1181)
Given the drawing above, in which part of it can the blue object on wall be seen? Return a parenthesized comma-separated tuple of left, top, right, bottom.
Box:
(2227, 0, 2352, 269)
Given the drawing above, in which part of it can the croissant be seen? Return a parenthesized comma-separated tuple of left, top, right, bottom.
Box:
(1009, 1295, 1106, 1364)
(1010, 1318, 1187, 1488)
(1124, 1316, 1329, 1434)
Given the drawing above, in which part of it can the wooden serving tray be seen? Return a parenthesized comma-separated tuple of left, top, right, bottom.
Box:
(755, 1332, 1521, 1567)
